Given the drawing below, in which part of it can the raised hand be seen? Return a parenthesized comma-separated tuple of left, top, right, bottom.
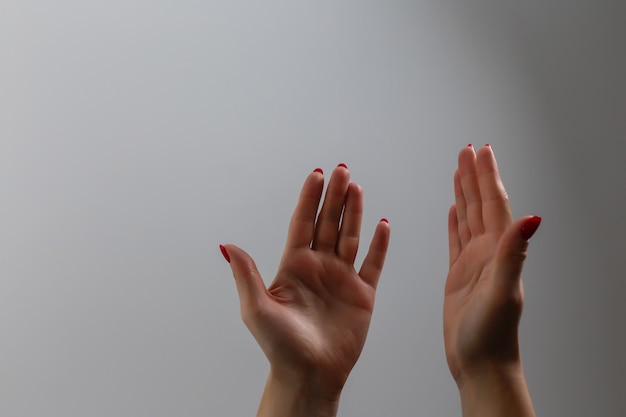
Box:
(220, 164, 390, 417)
(444, 145, 540, 417)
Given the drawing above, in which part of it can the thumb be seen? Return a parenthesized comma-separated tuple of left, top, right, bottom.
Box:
(219, 244, 267, 313)
(493, 215, 542, 289)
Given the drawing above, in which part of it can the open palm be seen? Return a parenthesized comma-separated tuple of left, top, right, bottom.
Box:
(444, 145, 541, 383)
(222, 164, 390, 395)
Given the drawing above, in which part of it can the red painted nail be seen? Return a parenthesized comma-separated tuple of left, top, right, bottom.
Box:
(520, 216, 542, 240)
(337, 163, 348, 169)
(467, 143, 473, 148)
(380, 218, 389, 224)
(485, 143, 491, 147)
(313, 168, 323, 175)
(219, 245, 231, 263)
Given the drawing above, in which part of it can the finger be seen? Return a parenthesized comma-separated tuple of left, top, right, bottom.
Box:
(285, 168, 325, 249)
(359, 219, 390, 289)
(458, 145, 485, 237)
(492, 215, 542, 293)
(476, 145, 513, 233)
(454, 169, 471, 247)
(220, 244, 268, 320)
(448, 204, 462, 266)
(312, 164, 351, 251)
(337, 182, 363, 264)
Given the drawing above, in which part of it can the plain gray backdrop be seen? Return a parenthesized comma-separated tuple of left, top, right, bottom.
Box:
(1, 1, 624, 416)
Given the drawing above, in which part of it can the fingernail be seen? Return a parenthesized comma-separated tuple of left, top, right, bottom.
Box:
(380, 218, 389, 224)
(520, 216, 542, 240)
(337, 163, 348, 169)
(313, 168, 323, 175)
(219, 245, 231, 263)
(467, 143, 473, 148)
(485, 143, 491, 147)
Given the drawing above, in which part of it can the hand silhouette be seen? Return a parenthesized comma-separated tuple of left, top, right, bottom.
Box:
(444, 145, 540, 416)
(221, 164, 390, 417)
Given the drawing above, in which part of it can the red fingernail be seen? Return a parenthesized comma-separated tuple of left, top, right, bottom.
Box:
(485, 143, 491, 147)
(520, 216, 542, 240)
(337, 163, 348, 169)
(219, 245, 231, 263)
(380, 218, 389, 224)
(467, 143, 473, 148)
(313, 168, 323, 175)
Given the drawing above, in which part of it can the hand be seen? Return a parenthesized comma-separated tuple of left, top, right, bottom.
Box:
(444, 145, 540, 416)
(221, 164, 390, 417)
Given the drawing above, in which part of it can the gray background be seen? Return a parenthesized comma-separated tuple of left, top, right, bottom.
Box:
(1, 1, 624, 416)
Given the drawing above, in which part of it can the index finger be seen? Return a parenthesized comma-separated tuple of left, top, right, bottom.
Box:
(285, 168, 325, 249)
(476, 145, 513, 233)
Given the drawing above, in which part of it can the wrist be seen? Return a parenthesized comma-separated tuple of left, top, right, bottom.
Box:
(256, 368, 342, 417)
(456, 361, 536, 417)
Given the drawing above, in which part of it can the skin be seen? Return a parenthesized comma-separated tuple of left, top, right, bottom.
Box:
(444, 144, 540, 417)
(222, 164, 390, 417)
(221, 146, 539, 416)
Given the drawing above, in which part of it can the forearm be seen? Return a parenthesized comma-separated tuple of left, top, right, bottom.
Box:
(457, 362, 536, 417)
(256, 370, 341, 417)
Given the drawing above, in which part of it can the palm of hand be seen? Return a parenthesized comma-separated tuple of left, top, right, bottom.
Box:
(444, 233, 522, 381)
(262, 249, 375, 387)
